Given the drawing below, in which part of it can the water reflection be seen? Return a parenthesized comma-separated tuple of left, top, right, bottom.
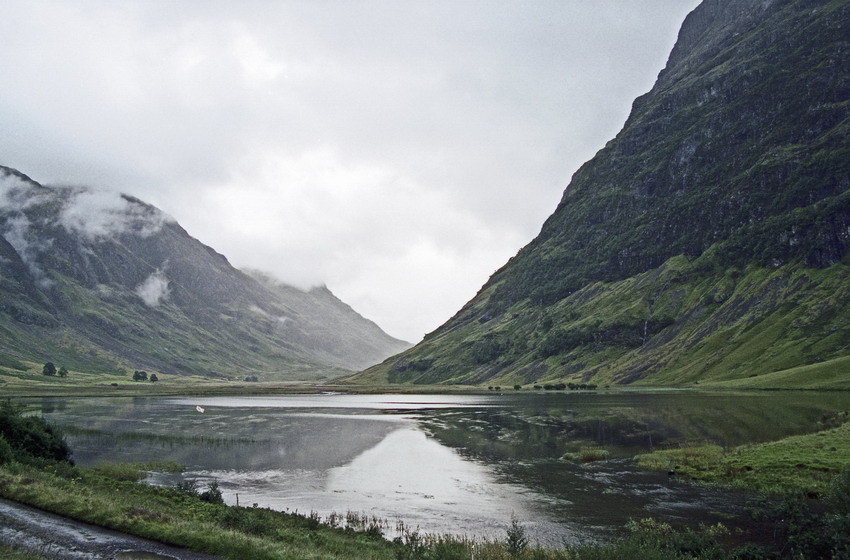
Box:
(33, 391, 850, 544)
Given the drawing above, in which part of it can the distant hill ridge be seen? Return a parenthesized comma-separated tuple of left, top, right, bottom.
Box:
(0, 166, 409, 379)
(350, 0, 850, 389)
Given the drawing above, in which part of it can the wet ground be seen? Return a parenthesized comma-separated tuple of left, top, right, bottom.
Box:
(0, 499, 220, 560)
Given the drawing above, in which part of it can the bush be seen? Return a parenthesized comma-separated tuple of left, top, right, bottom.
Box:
(200, 480, 224, 504)
(218, 506, 271, 536)
(0, 400, 72, 464)
(505, 515, 529, 558)
(748, 483, 850, 560)
(826, 466, 850, 515)
(0, 435, 14, 465)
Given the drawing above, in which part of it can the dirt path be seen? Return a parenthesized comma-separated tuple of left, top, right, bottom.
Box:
(0, 498, 221, 560)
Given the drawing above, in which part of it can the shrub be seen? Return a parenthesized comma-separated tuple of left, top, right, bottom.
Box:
(0, 400, 72, 464)
(0, 435, 14, 465)
(505, 515, 529, 558)
(200, 480, 224, 505)
(826, 466, 850, 515)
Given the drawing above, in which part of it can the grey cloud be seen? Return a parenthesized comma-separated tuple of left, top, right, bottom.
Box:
(0, 0, 701, 341)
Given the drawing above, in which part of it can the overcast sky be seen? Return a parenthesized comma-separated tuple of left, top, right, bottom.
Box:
(0, 0, 700, 342)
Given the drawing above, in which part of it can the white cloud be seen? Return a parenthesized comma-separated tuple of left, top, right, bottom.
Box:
(0, 214, 54, 287)
(135, 269, 171, 307)
(58, 187, 172, 241)
(0, 173, 51, 212)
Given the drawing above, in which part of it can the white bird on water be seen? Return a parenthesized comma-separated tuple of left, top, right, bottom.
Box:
(196, 405, 205, 413)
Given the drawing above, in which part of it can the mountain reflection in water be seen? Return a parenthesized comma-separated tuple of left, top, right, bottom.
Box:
(35, 391, 850, 545)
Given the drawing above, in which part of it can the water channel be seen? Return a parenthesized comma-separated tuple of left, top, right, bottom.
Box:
(32, 390, 850, 546)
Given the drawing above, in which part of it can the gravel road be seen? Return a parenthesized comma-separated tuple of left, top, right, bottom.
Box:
(0, 498, 221, 560)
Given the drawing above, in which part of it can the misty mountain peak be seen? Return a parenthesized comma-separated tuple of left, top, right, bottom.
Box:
(0, 165, 410, 379)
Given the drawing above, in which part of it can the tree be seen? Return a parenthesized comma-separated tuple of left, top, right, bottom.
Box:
(42, 362, 56, 376)
(149, 373, 158, 383)
(132, 370, 148, 382)
(58, 366, 68, 378)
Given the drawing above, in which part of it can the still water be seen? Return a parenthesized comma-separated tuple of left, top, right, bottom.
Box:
(35, 391, 850, 545)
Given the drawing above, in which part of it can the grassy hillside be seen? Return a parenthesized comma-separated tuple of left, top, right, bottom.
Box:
(352, 255, 850, 389)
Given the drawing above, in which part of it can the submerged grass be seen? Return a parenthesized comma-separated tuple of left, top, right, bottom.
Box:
(62, 425, 258, 447)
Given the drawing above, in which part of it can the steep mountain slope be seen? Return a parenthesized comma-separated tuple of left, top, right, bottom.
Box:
(0, 166, 409, 379)
(351, 0, 850, 388)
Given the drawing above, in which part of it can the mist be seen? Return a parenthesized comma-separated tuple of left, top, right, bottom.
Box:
(0, 0, 701, 341)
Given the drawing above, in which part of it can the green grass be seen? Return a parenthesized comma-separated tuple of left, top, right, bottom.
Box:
(0, 462, 398, 560)
(705, 355, 850, 389)
(562, 447, 611, 463)
(0, 544, 47, 560)
(635, 420, 850, 495)
(91, 461, 185, 482)
(353, 258, 850, 390)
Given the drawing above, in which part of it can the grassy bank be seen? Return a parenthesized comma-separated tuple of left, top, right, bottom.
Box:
(635, 414, 850, 495)
(0, 460, 719, 560)
(0, 461, 398, 560)
(5, 454, 850, 560)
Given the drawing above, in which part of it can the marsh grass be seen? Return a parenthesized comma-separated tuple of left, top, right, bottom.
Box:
(62, 425, 259, 447)
(562, 447, 611, 463)
(634, 444, 724, 474)
(92, 461, 184, 481)
(635, 421, 850, 495)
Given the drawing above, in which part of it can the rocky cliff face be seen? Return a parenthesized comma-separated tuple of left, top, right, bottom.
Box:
(350, 0, 850, 388)
(0, 167, 409, 379)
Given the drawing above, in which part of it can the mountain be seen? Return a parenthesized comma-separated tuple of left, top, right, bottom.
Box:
(350, 0, 850, 389)
(0, 166, 409, 380)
